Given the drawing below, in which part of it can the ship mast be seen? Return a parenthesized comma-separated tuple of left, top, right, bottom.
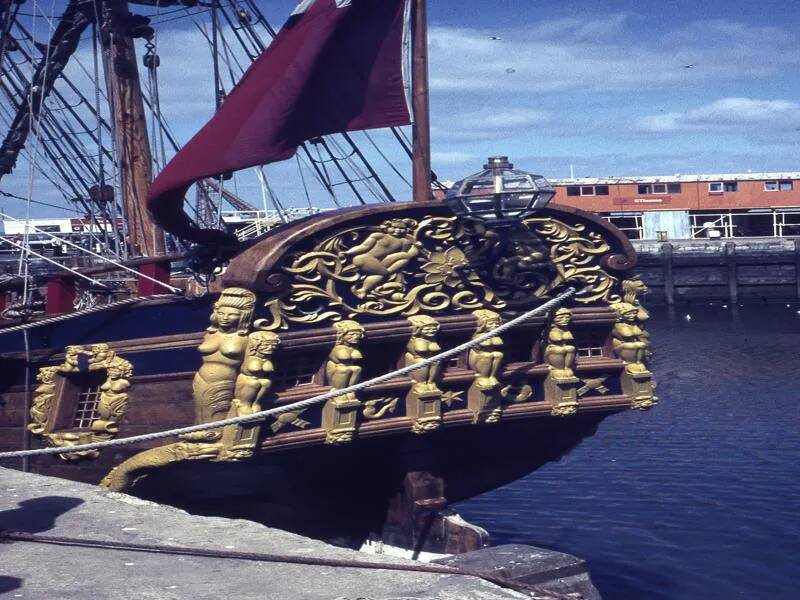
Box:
(411, 0, 432, 203)
(101, 0, 165, 256)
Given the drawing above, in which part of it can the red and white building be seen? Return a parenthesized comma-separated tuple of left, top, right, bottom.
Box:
(551, 172, 800, 240)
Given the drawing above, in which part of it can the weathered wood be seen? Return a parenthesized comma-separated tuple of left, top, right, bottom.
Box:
(795, 239, 800, 300)
(662, 243, 674, 305)
(101, 0, 165, 257)
(724, 241, 738, 304)
(411, 0, 432, 203)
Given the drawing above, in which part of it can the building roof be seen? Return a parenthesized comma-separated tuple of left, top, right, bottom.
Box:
(550, 172, 800, 186)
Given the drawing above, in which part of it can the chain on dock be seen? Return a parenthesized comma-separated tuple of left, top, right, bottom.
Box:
(0, 287, 577, 459)
(0, 529, 583, 599)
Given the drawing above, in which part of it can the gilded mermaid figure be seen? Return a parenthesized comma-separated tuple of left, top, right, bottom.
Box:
(405, 314, 442, 394)
(468, 309, 504, 389)
(544, 308, 577, 379)
(188, 288, 256, 440)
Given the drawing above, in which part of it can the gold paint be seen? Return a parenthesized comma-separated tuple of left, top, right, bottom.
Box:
(28, 345, 133, 461)
(261, 213, 621, 330)
(219, 331, 280, 461)
(611, 301, 657, 410)
(467, 310, 504, 424)
(577, 377, 610, 397)
(543, 308, 579, 417)
(322, 320, 365, 444)
(186, 288, 256, 441)
(362, 397, 399, 419)
(100, 440, 223, 491)
(404, 315, 444, 434)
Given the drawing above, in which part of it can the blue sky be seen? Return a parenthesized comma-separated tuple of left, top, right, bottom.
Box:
(3, 0, 800, 218)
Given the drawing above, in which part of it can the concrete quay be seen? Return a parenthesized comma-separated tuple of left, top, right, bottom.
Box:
(0, 467, 599, 599)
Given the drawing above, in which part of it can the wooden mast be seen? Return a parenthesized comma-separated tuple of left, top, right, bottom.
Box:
(101, 0, 165, 256)
(411, 0, 432, 203)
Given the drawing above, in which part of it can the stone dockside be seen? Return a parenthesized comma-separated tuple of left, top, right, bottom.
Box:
(0, 467, 601, 599)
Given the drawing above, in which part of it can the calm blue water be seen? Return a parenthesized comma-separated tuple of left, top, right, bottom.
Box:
(456, 303, 800, 600)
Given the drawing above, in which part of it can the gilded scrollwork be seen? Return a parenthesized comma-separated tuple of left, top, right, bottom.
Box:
(261, 213, 624, 330)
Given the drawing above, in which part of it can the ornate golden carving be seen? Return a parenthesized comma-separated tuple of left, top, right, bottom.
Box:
(188, 288, 256, 441)
(543, 308, 579, 417)
(611, 301, 657, 410)
(100, 440, 222, 492)
(577, 377, 609, 397)
(28, 345, 133, 460)
(261, 214, 622, 330)
(363, 397, 399, 419)
(467, 310, 504, 424)
(28, 367, 58, 435)
(219, 331, 280, 460)
(403, 315, 444, 433)
(322, 320, 365, 444)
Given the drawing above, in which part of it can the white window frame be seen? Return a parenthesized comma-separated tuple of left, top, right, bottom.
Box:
(764, 180, 792, 192)
(651, 183, 667, 194)
(708, 182, 723, 193)
(580, 186, 595, 196)
(602, 213, 644, 240)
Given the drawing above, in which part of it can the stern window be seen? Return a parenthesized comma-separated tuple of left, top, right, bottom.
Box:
(72, 384, 102, 428)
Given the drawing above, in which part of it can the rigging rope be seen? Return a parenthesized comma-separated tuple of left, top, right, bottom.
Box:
(0, 287, 576, 459)
(0, 292, 180, 334)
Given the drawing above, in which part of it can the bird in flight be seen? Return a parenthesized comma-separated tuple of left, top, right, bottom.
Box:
(490, 36, 502, 40)
(683, 63, 696, 69)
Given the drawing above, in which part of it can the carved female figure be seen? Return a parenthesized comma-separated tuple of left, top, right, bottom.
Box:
(28, 367, 58, 434)
(231, 331, 280, 416)
(325, 320, 365, 390)
(405, 315, 442, 393)
(544, 308, 577, 378)
(60, 345, 84, 373)
(611, 302, 649, 372)
(468, 309, 504, 389)
(191, 288, 256, 435)
(93, 358, 133, 434)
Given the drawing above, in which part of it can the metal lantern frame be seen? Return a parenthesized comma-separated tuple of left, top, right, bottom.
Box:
(445, 156, 555, 227)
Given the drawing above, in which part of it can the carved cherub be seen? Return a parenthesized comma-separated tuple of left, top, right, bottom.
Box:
(230, 331, 280, 417)
(88, 343, 115, 370)
(468, 309, 504, 390)
(610, 302, 649, 373)
(343, 219, 420, 299)
(60, 345, 84, 373)
(544, 308, 577, 379)
(325, 320, 365, 391)
(404, 315, 442, 394)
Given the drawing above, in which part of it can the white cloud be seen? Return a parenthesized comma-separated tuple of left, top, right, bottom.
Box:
(638, 98, 800, 132)
(428, 16, 800, 94)
(431, 107, 552, 142)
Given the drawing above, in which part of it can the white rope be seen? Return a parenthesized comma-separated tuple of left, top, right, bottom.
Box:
(0, 235, 109, 288)
(0, 288, 576, 459)
(0, 293, 180, 335)
(0, 211, 183, 293)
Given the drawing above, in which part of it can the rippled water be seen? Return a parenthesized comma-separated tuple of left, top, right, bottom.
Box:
(456, 303, 800, 599)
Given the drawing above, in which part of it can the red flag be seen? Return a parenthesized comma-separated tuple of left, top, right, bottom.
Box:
(147, 0, 411, 242)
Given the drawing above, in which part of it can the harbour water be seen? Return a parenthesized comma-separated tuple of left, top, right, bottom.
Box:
(457, 303, 800, 599)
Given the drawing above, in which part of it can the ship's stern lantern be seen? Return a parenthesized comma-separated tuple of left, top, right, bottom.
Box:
(445, 156, 555, 227)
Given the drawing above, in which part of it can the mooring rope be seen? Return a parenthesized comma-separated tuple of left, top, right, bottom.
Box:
(0, 293, 183, 335)
(0, 288, 575, 459)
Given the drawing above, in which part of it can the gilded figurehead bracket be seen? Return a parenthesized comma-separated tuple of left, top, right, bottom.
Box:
(29, 343, 133, 461)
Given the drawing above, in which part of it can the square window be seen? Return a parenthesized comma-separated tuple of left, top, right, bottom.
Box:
(637, 184, 651, 194)
(580, 186, 595, 196)
(652, 184, 667, 194)
(724, 182, 738, 192)
(780, 180, 793, 191)
(709, 182, 723, 193)
(667, 183, 681, 193)
(595, 185, 609, 195)
(566, 186, 580, 197)
(72, 384, 102, 429)
(765, 181, 779, 191)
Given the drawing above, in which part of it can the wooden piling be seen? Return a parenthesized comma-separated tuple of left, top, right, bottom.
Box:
(795, 239, 800, 301)
(725, 241, 738, 304)
(662, 243, 674, 305)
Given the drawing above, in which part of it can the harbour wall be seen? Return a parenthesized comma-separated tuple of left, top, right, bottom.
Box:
(632, 237, 800, 304)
